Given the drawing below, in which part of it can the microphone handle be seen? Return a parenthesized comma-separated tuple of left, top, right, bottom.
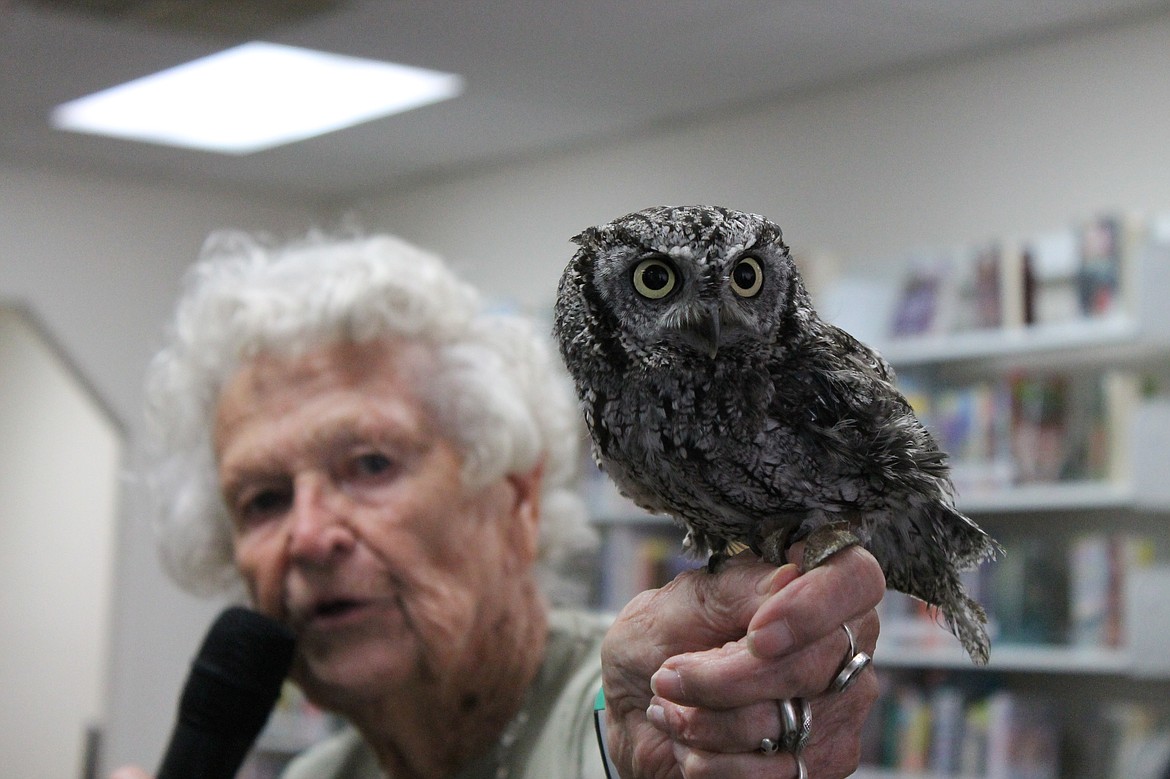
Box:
(156, 723, 257, 779)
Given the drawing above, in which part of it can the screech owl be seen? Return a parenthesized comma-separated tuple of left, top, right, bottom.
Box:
(553, 204, 1001, 665)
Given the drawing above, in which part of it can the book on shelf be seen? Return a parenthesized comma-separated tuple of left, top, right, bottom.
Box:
(1069, 533, 1155, 650)
(924, 379, 1014, 492)
(998, 242, 1027, 332)
(959, 697, 992, 779)
(1098, 701, 1170, 778)
(1077, 213, 1147, 321)
(889, 243, 1009, 338)
(890, 255, 952, 338)
(1069, 532, 1116, 650)
(1021, 212, 1147, 329)
(594, 526, 701, 611)
(927, 684, 967, 774)
(895, 685, 932, 773)
(901, 368, 1143, 496)
(864, 677, 1060, 778)
(955, 242, 1007, 333)
(881, 210, 1155, 342)
(1008, 369, 1140, 486)
(1009, 373, 1070, 484)
(988, 536, 1069, 646)
(1124, 565, 1170, 678)
(985, 690, 1060, 779)
(1022, 228, 1081, 327)
(1065, 698, 1170, 779)
(879, 530, 1153, 655)
(864, 676, 1170, 779)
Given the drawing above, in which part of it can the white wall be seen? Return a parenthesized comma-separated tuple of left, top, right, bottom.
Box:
(3, 7, 1170, 778)
(0, 165, 316, 774)
(0, 308, 121, 778)
(351, 12, 1170, 316)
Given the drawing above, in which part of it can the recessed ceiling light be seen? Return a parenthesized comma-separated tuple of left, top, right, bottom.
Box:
(51, 42, 463, 154)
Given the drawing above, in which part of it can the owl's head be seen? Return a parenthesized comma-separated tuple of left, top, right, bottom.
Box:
(565, 205, 807, 364)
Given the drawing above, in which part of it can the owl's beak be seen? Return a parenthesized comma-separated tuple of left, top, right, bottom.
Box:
(682, 303, 721, 358)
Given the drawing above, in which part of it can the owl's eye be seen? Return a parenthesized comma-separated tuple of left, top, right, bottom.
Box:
(632, 258, 678, 299)
(730, 256, 764, 297)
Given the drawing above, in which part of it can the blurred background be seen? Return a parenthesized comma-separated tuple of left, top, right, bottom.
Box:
(3, 1, 1170, 776)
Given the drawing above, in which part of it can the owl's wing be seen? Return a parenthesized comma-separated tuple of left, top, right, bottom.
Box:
(779, 322, 950, 492)
(816, 323, 899, 395)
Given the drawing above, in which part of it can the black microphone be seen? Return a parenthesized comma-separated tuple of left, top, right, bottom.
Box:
(157, 606, 297, 779)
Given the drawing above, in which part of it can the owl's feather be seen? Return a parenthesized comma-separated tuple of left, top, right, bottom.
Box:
(553, 205, 1001, 665)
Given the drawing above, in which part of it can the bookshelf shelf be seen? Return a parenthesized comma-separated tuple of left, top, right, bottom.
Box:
(876, 636, 1137, 675)
(853, 770, 978, 779)
(590, 511, 671, 527)
(875, 315, 1164, 371)
(958, 480, 1135, 514)
(874, 220, 1170, 374)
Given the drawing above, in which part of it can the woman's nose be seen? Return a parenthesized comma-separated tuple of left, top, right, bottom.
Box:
(286, 475, 355, 564)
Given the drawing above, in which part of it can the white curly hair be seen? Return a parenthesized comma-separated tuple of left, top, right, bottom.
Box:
(142, 230, 595, 602)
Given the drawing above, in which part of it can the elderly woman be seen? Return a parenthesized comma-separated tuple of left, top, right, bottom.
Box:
(114, 232, 883, 779)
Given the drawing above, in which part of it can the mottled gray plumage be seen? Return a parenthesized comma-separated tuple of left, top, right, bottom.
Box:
(553, 205, 1001, 664)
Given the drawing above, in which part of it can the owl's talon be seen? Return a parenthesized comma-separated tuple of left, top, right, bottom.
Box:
(801, 522, 860, 571)
(758, 526, 793, 567)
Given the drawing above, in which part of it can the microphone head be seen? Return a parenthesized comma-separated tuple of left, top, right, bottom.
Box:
(178, 606, 297, 738)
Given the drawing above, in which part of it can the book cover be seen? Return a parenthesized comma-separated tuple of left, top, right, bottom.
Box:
(928, 684, 966, 774)
(1077, 214, 1127, 319)
(1069, 532, 1112, 647)
(1024, 229, 1081, 326)
(952, 242, 1005, 332)
(959, 698, 991, 777)
(1010, 374, 1069, 484)
(999, 242, 1027, 329)
(890, 254, 961, 338)
(986, 691, 1060, 779)
(989, 536, 1069, 645)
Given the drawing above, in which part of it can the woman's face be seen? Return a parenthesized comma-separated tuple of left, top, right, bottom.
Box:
(213, 339, 543, 710)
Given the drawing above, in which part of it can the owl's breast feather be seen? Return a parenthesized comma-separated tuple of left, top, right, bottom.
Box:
(592, 353, 774, 462)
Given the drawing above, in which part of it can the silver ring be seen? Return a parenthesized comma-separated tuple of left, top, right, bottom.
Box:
(775, 698, 812, 754)
(832, 650, 873, 693)
(795, 753, 808, 779)
(794, 697, 812, 754)
(759, 736, 781, 754)
(842, 622, 857, 657)
(778, 699, 799, 752)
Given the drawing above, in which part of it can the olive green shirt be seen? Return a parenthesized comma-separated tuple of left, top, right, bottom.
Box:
(281, 609, 609, 779)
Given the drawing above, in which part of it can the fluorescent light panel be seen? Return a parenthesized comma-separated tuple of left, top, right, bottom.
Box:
(51, 42, 463, 154)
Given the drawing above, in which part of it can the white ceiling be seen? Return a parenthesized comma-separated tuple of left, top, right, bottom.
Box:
(4, 0, 1169, 203)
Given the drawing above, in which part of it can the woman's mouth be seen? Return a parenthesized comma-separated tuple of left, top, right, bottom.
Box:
(315, 599, 362, 618)
(285, 587, 398, 633)
(298, 597, 372, 630)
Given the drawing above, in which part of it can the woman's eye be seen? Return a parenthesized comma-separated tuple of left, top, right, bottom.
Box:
(353, 452, 393, 478)
(339, 450, 400, 502)
(238, 487, 292, 524)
